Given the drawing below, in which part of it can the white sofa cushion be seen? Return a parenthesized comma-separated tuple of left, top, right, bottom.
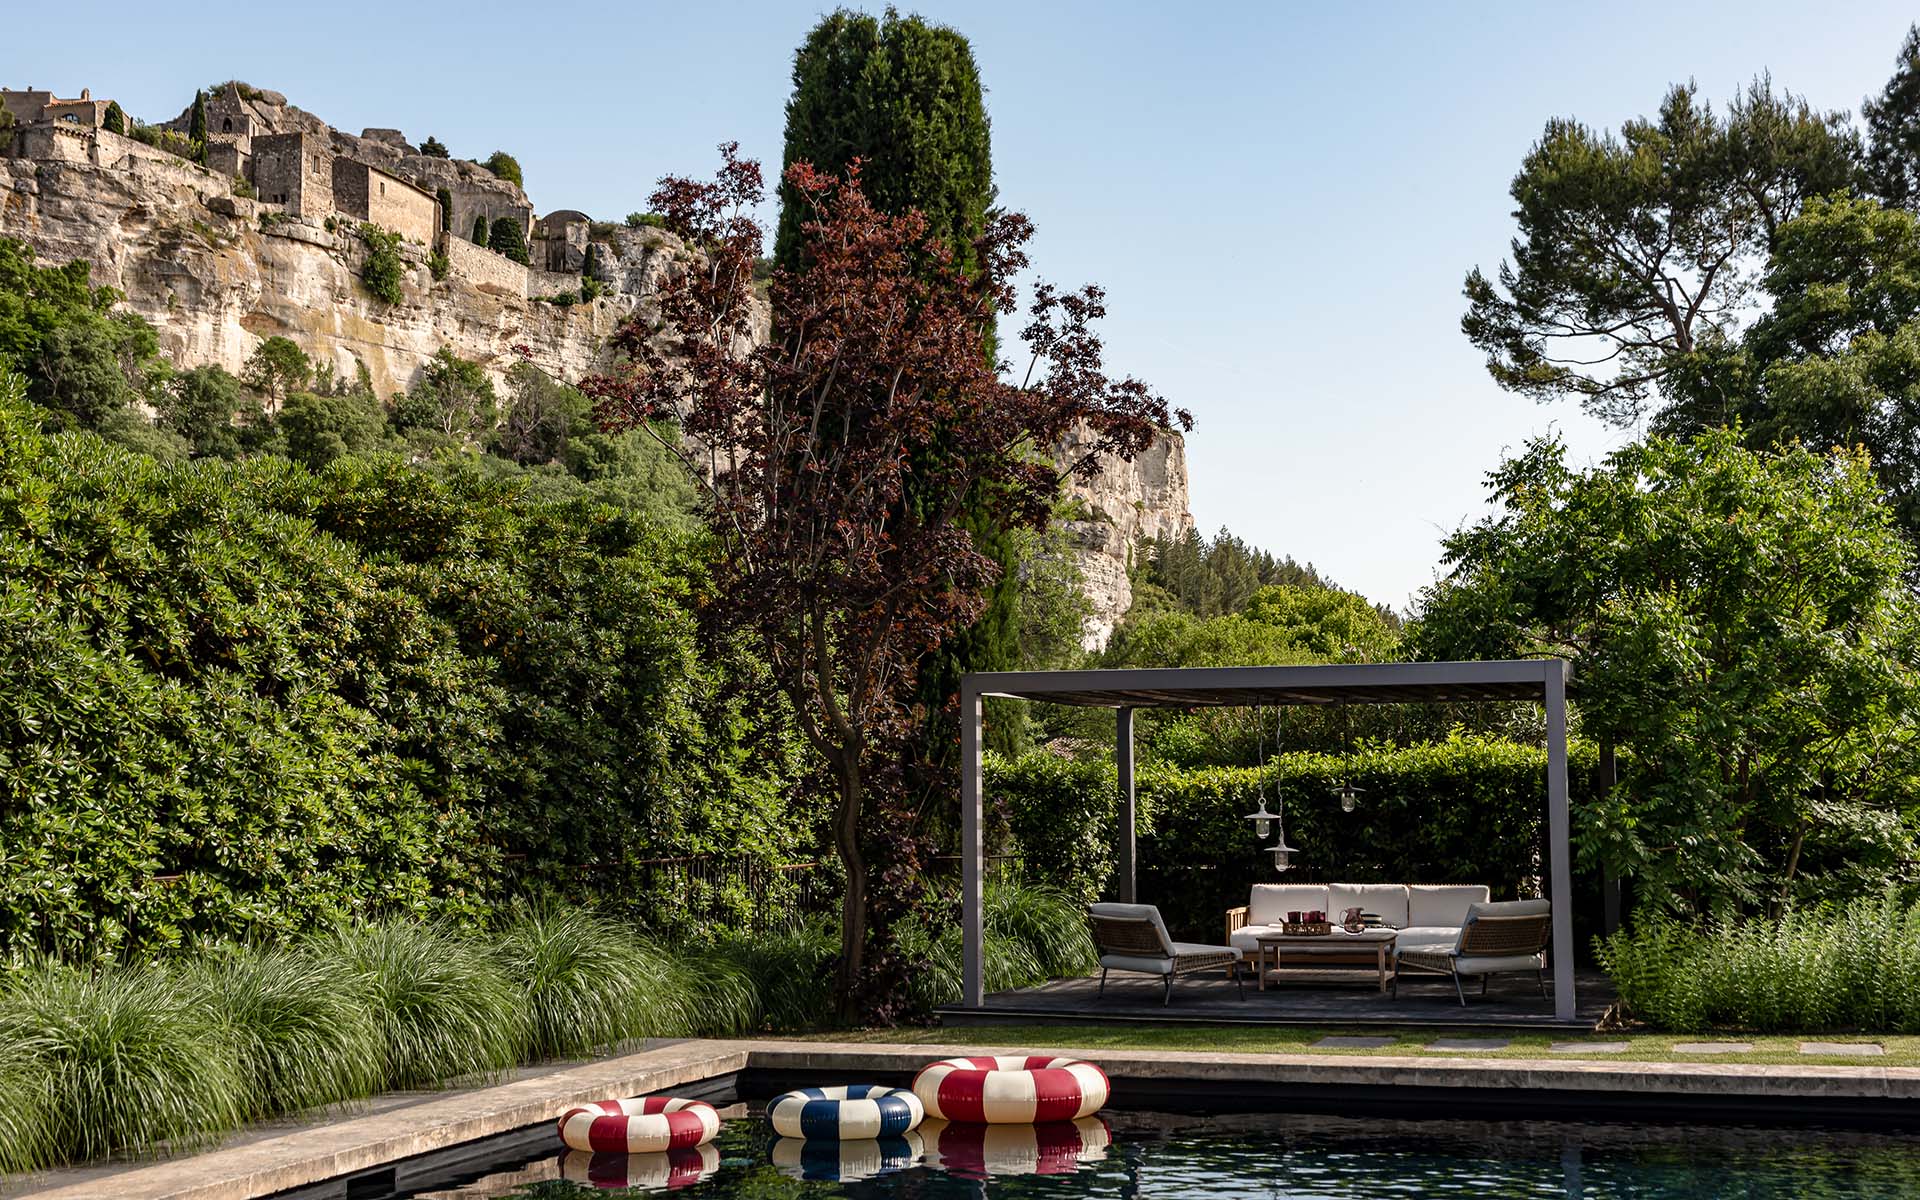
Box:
(1229, 923, 1283, 954)
(1464, 897, 1551, 922)
(1248, 884, 1329, 924)
(1087, 901, 1174, 956)
(1408, 885, 1490, 927)
(1327, 883, 1409, 929)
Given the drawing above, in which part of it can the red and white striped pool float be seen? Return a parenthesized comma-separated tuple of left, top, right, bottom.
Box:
(911, 1056, 1110, 1124)
(555, 1096, 721, 1153)
(559, 1146, 719, 1190)
(922, 1116, 1111, 1178)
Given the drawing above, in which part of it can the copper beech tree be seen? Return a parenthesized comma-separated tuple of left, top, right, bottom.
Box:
(586, 144, 1188, 1012)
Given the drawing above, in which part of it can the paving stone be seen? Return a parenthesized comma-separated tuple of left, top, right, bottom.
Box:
(1424, 1038, 1511, 1052)
(1311, 1036, 1395, 1049)
(1673, 1041, 1754, 1054)
(1798, 1042, 1885, 1057)
(1550, 1041, 1631, 1054)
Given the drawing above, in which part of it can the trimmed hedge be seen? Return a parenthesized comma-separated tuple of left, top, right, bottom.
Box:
(0, 382, 802, 958)
(992, 732, 1599, 941)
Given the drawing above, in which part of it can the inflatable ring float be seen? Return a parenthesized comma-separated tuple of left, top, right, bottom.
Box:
(556, 1096, 721, 1153)
(560, 1146, 719, 1190)
(922, 1116, 1111, 1179)
(765, 1083, 925, 1140)
(770, 1130, 925, 1181)
(912, 1056, 1110, 1124)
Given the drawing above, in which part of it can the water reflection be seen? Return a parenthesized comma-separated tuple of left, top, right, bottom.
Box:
(409, 1109, 1920, 1199)
(769, 1129, 925, 1180)
(920, 1116, 1110, 1179)
(554, 1146, 718, 1191)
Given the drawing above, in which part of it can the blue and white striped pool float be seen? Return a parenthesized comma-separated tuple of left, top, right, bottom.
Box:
(770, 1131, 925, 1181)
(765, 1084, 925, 1140)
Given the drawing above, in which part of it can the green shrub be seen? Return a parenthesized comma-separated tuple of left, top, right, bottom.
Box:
(625, 212, 667, 229)
(489, 216, 529, 264)
(231, 174, 255, 200)
(428, 249, 450, 281)
(1598, 893, 1920, 1032)
(991, 732, 1599, 940)
(483, 151, 523, 187)
(357, 223, 405, 304)
(0, 961, 246, 1163)
(324, 920, 523, 1087)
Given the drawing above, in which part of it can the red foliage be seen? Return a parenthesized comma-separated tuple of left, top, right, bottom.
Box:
(585, 144, 1187, 1011)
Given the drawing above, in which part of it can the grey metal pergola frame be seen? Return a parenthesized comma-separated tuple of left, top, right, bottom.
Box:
(958, 658, 1576, 1021)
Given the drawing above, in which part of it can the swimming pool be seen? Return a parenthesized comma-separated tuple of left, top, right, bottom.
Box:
(380, 1107, 1920, 1199)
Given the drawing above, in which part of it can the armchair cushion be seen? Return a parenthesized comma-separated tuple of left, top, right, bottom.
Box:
(1087, 902, 1176, 956)
(1453, 952, 1547, 975)
(1097, 953, 1174, 975)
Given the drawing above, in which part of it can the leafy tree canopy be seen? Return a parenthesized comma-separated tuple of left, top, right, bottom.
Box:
(484, 151, 523, 188)
(419, 135, 450, 159)
(1411, 429, 1920, 913)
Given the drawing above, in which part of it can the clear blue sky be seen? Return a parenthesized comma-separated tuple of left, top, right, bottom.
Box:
(8, 2, 1917, 608)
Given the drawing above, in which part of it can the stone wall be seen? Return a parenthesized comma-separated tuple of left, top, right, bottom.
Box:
(528, 266, 584, 297)
(444, 232, 530, 297)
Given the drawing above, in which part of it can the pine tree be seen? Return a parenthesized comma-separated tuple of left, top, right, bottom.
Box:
(436, 187, 453, 232)
(488, 217, 529, 264)
(775, 11, 1022, 759)
(420, 135, 450, 159)
(473, 214, 489, 244)
(102, 101, 125, 136)
(1867, 25, 1920, 208)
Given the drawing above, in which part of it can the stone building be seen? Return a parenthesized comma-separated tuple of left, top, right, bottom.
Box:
(531, 210, 591, 272)
(251, 132, 332, 216)
(1, 86, 114, 129)
(331, 158, 438, 244)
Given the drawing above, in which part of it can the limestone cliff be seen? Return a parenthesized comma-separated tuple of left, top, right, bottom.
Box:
(0, 143, 689, 395)
(1058, 424, 1195, 650)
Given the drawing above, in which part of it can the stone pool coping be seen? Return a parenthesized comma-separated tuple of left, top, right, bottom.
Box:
(22, 1038, 1920, 1200)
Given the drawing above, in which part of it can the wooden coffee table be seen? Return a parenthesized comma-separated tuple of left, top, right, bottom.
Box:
(1252, 928, 1398, 994)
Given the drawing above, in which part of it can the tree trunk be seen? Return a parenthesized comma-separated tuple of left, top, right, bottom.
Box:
(830, 746, 868, 1021)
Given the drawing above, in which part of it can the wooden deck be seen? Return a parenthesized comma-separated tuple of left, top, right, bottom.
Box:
(938, 966, 1615, 1031)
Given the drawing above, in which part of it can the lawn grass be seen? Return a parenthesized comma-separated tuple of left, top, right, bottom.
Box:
(806, 1024, 1920, 1067)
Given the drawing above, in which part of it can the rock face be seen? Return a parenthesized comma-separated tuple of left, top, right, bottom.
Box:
(0, 103, 1190, 649)
(0, 142, 696, 396)
(1057, 424, 1195, 649)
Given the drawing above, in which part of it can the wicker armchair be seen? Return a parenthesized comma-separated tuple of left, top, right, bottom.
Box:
(1394, 899, 1552, 1006)
(1087, 902, 1243, 1006)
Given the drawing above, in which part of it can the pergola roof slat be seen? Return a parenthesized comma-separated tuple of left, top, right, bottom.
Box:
(969, 659, 1562, 707)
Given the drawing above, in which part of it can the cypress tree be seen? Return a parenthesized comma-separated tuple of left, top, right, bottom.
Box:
(102, 101, 125, 136)
(775, 10, 1026, 762)
(473, 214, 489, 244)
(189, 90, 207, 147)
(488, 217, 529, 264)
(582, 242, 601, 280)
(436, 187, 453, 232)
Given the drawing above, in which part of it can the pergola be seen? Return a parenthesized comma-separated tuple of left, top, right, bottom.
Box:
(958, 658, 1577, 1021)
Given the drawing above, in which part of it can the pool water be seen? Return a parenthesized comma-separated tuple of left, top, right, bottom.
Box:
(406, 1109, 1920, 1199)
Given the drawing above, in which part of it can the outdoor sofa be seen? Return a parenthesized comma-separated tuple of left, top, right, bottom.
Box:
(1087, 901, 1244, 1006)
(1225, 884, 1554, 1002)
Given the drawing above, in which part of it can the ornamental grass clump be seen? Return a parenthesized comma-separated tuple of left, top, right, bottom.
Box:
(1598, 892, 1920, 1032)
(495, 906, 664, 1058)
(190, 945, 384, 1118)
(321, 920, 523, 1088)
(708, 919, 837, 1032)
(0, 961, 246, 1164)
(0, 1036, 52, 1173)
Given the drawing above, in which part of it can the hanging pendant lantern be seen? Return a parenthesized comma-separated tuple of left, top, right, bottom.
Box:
(1245, 798, 1278, 840)
(1265, 834, 1298, 872)
(1335, 780, 1363, 814)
